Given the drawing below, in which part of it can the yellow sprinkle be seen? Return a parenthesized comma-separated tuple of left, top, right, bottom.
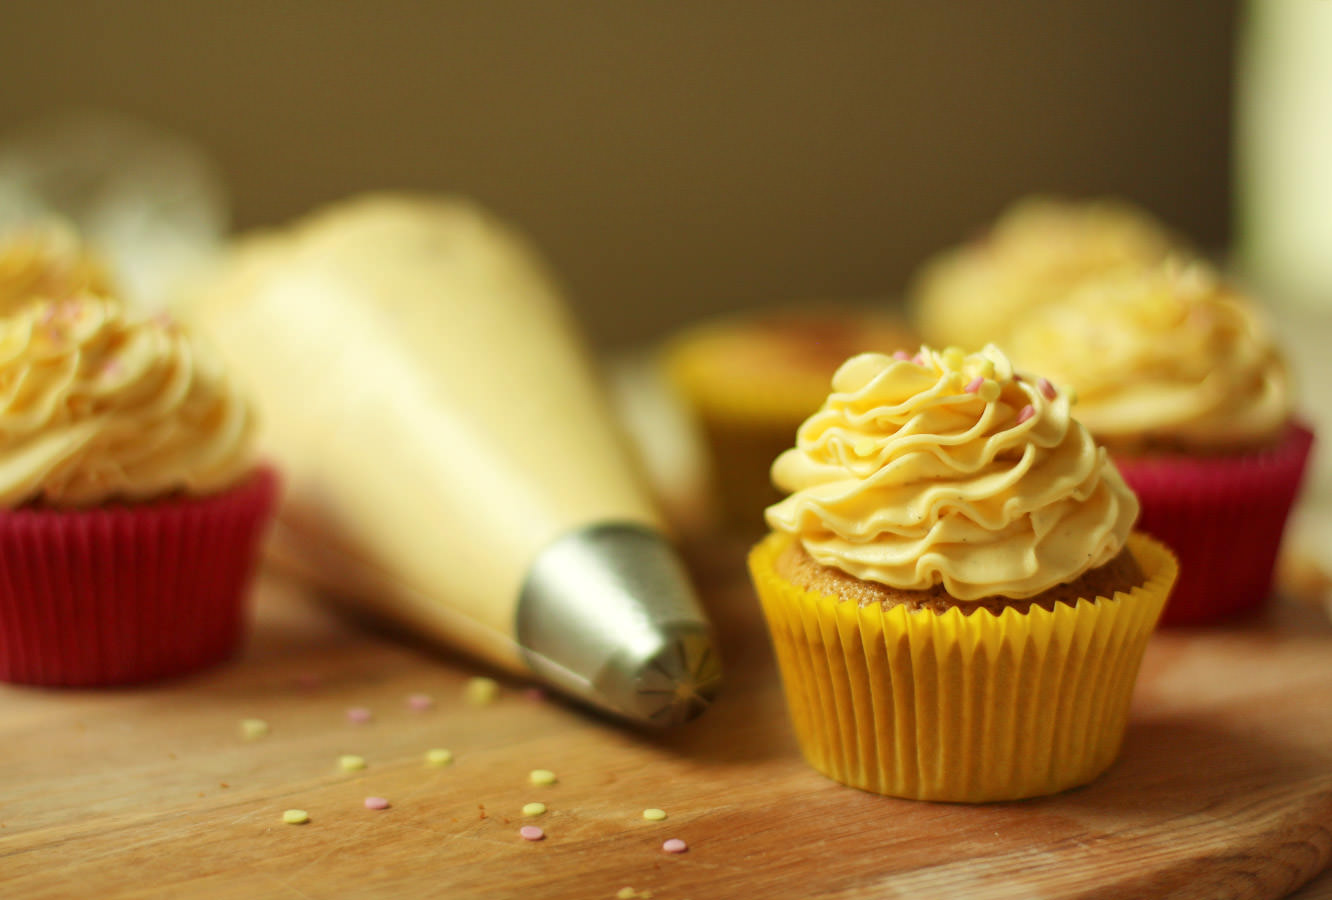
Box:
(529, 768, 557, 786)
(465, 676, 500, 706)
(425, 748, 453, 767)
(853, 437, 875, 456)
(978, 381, 1001, 403)
(942, 346, 966, 370)
(642, 807, 667, 821)
(339, 754, 367, 772)
(617, 890, 636, 900)
(239, 718, 269, 740)
(522, 802, 546, 817)
(282, 809, 309, 825)
(979, 358, 997, 380)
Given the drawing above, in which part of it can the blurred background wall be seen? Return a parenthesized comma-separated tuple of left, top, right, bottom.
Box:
(0, 1, 1238, 348)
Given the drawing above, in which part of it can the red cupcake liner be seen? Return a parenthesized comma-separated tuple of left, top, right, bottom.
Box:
(1113, 424, 1314, 626)
(0, 466, 279, 686)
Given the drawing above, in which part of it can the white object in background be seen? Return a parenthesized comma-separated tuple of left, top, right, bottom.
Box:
(1235, 1, 1332, 310)
(0, 110, 229, 311)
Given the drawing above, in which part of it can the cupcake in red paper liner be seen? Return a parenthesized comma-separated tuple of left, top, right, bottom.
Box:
(1007, 260, 1311, 625)
(0, 294, 277, 685)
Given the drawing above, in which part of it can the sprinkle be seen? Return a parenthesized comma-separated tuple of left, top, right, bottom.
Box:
(346, 707, 372, 724)
(853, 437, 876, 456)
(339, 754, 367, 772)
(1017, 404, 1035, 425)
(364, 796, 390, 810)
(617, 890, 637, 900)
(407, 693, 434, 711)
(523, 687, 546, 702)
(522, 802, 547, 817)
(1038, 377, 1057, 399)
(964, 376, 985, 394)
(942, 346, 966, 370)
(519, 825, 545, 841)
(465, 677, 500, 706)
(912, 352, 927, 366)
(891, 349, 911, 361)
(239, 718, 269, 740)
(282, 809, 309, 825)
(101, 359, 123, 378)
(529, 768, 557, 786)
(425, 748, 453, 767)
(662, 838, 688, 854)
(978, 381, 1002, 403)
(642, 808, 667, 821)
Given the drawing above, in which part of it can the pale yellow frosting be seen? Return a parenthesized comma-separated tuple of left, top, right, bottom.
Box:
(765, 345, 1139, 600)
(0, 296, 254, 507)
(1006, 261, 1292, 452)
(911, 197, 1175, 350)
(0, 224, 113, 312)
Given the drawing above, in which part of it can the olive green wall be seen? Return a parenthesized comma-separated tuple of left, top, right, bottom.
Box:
(0, 1, 1237, 347)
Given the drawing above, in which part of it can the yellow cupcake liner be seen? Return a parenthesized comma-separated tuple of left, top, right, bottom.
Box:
(749, 531, 1177, 802)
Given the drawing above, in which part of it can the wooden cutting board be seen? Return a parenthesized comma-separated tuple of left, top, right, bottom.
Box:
(2, 538, 1332, 900)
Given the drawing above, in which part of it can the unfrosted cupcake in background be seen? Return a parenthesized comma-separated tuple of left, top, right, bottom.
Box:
(749, 345, 1176, 802)
(910, 196, 1178, 351)
(1006, 260, 1313, 625)
(0, 294, 277, 686)
(663, 307, 917, 533)
(0, 223, 114, 311)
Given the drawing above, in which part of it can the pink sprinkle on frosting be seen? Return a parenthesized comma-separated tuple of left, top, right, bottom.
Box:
(407, 693, 434, 711)
(912, 353, 926, 366)
(364, 796, 390, 810)
(520, 825, 545, 841)
(1038, 377, 1056, 399)
(662, 838, 688, 854)
(1017, 404, 1035, 424)
(964, 376, 984, 394)
(346, 707, 372, 724)
(892, 350, 911, 361)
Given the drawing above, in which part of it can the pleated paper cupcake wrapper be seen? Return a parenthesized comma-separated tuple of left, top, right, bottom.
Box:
(749, 531, 1177, 803)
(1114, 422, 1313, 626)
(0, 466, 279, 687)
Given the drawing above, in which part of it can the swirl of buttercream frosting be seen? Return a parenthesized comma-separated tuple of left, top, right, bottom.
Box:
(0, 224, 113, 312)
(764, 345, 1139, 601)
(911, 197, 1175, 351)
(1006, 260, 1292, 452)
(0, 295, 254, 507)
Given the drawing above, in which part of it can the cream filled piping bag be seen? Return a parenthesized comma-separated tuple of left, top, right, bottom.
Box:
(187, 194, 720, 725)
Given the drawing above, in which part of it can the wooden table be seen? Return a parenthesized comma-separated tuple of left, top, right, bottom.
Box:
(3, 526, 1332, 900)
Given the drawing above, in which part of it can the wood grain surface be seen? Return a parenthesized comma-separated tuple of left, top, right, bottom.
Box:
(2, 536, 1332, 900)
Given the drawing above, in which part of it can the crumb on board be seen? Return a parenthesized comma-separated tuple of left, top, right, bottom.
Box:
(466, 677, 500, 706)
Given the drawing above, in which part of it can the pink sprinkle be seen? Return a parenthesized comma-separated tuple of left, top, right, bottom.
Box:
(964, 376, 984, 394)
(892, 350, 911, 361)
(364, 796, 390, 810)
(407, 693, 434, 711)
(346, 707, 372, 724)
(520, 825, 545, 841)
(912, 353, 926, 366)
(662, 838, 688, 854)
(1038, 377, 1056, 400)
(524, 687, 547, 702)
(1017, 404, 1035, 424)
(102, 359, 124, 377)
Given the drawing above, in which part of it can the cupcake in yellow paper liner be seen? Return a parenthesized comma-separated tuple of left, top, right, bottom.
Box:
(749, 345, 1176, 802)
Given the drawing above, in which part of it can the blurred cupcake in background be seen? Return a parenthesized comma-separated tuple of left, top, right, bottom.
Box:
(749, 345, 1176, 801)
(663, 306, 917, 533)
(910, 196, 1179, 351)
(1006, 260, 1312, 625)
(0, 292, 277, 686)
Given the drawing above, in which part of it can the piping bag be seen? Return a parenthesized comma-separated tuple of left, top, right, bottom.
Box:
(187, 194, 720, 726)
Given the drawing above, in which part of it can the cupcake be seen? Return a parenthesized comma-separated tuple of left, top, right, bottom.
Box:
(749, 345, 1176, 802)
(1006, 260, 1312, 625)
(910, 196, 1177, 351)
(0, 294, 277, 685)
(0, 223, 114, 311)
(664, 307, 918, 532)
